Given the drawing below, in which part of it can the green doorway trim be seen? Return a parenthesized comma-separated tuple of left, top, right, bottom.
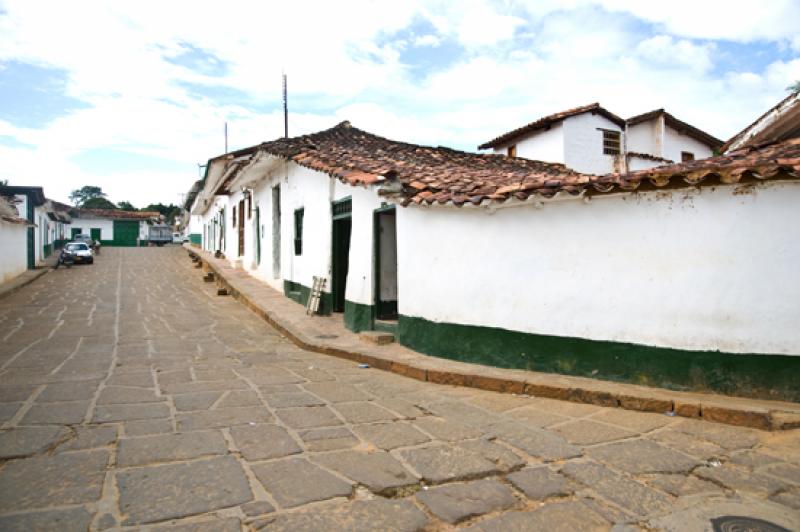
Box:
(331, 197, 352, 314)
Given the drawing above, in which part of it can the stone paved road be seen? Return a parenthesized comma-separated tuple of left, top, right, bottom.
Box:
(0, 247, 798, 531)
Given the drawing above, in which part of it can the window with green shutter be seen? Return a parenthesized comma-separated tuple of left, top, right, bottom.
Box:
(294, 208, 304, 255)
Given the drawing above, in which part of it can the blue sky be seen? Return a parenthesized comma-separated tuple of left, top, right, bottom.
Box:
(0, 0, 798, 206)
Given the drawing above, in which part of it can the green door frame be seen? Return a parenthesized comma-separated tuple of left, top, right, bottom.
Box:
(90, 228, 101, 242)
(331, 197, 352, 313)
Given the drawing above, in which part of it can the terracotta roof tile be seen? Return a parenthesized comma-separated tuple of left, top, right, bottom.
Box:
(478, 103, 626, 150)
(614, 137, 800, 188)
(73, 208, 160, 220)
(626, 109, 723, 148)
(231, 122, 799, 208)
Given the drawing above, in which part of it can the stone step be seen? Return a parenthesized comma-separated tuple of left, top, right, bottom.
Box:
(359, 331, 395, 345)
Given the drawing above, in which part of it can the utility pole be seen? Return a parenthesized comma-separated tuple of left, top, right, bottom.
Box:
(224, 122, 228, 153)
(283, 73, 288, 138)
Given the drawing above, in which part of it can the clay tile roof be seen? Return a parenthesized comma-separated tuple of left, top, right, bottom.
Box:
(626, 151, 674, 164)
(252, 122, 799, 208)
(73, 208, 160, 220)
(626, 109, 723, 149)
(478, 103, 626, 150)
(720, 91, 800, 153)
(612, 137, 800, 189)
(259, 121, 596, 206)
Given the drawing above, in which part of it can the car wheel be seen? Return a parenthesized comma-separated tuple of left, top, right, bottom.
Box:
(88, 258, 94, 264)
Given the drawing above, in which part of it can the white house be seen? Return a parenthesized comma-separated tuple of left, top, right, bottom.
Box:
(69, 208, 159, 246)
(478, 103, 723, 174)
(189, 96, 799, 402)
(0, 194, 31, 283)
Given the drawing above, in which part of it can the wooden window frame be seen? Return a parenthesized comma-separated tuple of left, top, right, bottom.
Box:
(507, 145, 517, 158)
(681, 151, 695, 162)
(601, 129, 621, 156)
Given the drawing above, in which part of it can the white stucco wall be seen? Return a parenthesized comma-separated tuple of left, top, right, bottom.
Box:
(69, 218, 114, 240)
(494, 123, 565, 164)
(627, 156, 663, 172)
(397, 181, 800, 355)
(562, 113, 623, 174)
(626, 120, 660, 156)
(663, 125, 715, 163)
(232, 161, 386, 305)
(0, 221, 28, 283)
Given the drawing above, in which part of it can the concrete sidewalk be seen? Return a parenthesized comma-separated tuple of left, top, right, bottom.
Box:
(0, 255, 57, 300)
(185, 245, 800, 431)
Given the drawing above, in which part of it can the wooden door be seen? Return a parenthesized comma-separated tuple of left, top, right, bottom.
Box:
(238, 199, 245, 256)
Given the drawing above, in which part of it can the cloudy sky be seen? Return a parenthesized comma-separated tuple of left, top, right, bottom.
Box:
(1, 0, 798, 207)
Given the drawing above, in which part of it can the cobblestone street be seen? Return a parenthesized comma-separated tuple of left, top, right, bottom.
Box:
(0, 247, 797, 531)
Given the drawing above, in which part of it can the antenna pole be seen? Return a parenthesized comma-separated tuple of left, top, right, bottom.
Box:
(283, 73, 288, 138)
(224, 122, 228, 153)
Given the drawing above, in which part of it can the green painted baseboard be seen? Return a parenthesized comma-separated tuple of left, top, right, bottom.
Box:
(397, 315, 800, 402)
(344, 300, 373, 332)
(283, 280, 332, 315)
(189, 233, 202, 245)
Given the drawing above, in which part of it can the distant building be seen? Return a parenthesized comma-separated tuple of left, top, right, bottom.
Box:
(0, 194, 32, 282)
(0, 185, 72, 269)
(478, 103, 723, 174)
(69, 208, 160, 247)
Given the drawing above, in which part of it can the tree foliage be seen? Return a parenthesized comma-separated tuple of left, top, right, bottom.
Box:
(69, 185, 106, 206)
(82, 197, 118, 210)
(116, 200, 137, 211)
(788, 80, 800, 93)
(144, 203, 181, 224)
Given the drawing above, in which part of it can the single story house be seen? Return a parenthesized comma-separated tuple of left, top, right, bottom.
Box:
(0, 194, 32, 283)
(0, 185, 73, 269)
(69, 208, 160, 246)
(188, 94, 799, 401)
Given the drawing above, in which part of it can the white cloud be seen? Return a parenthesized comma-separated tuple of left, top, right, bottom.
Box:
(413, 34, 441, 47)
(636, 35, 714, 73)
(0, 0, 798, 205)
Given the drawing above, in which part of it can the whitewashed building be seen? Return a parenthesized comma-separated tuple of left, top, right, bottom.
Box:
(0, 194, 31, 283)
(478, 103, 722, 174)
(69, 208, 159, 246)
(189, 96, 799, 401)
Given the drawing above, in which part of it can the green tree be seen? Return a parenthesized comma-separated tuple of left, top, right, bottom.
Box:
(788, 80, 800, 93)
(0, 179, 8, 186)
(69, 186, 106, 206)
(117, 200, 137, 211)
(144, 202, 181, 224)
(82, 197, 118, 210)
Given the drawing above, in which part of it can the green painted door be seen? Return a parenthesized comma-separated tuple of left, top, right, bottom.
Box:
(90, 228, 101, 242)
(71, 227, 81, 239)
(112, 220, 139, 247)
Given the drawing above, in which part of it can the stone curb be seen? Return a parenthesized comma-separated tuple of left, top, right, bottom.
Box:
(185, 246, 800, 432)
(0, 268, 50, 301)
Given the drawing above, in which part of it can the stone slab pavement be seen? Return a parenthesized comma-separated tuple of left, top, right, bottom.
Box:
(187, 245, 800, 432)
(0, 247, 796, 531)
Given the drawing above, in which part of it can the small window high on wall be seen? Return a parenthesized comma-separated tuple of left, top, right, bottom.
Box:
(681, 151, 695, 162)
(293, 208, 304, 256)
(507, 145, 517, 157)
(602, 130, 621, 155)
